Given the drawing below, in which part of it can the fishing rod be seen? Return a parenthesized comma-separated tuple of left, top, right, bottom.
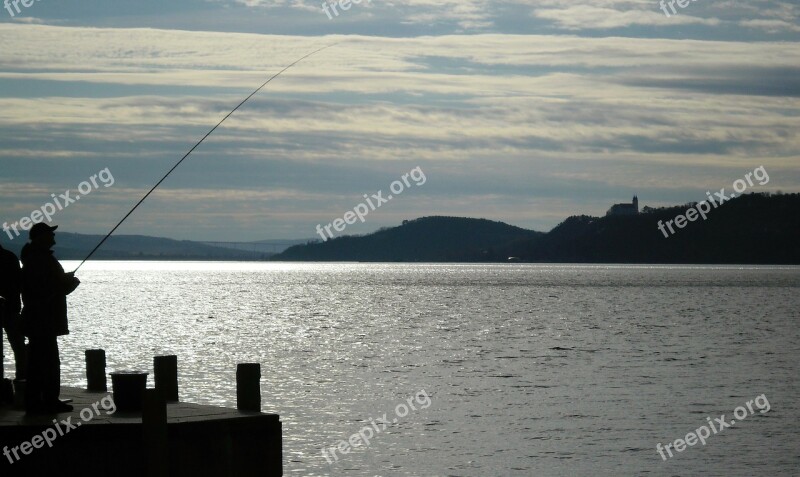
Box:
(73, 43, 337, 273)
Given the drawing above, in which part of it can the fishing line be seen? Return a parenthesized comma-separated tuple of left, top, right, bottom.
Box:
(73, 43, 337, 273)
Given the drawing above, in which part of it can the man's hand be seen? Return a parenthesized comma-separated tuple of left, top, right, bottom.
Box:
(63, 272, 80, 294)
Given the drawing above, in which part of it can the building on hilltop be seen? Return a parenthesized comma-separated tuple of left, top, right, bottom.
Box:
(606, 195, 639, 216)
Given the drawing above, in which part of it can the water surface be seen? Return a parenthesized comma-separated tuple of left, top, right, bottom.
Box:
(10, 262, 798, 476)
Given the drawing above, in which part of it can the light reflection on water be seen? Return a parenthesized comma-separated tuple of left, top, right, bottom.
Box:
(8, 262, 799, 476)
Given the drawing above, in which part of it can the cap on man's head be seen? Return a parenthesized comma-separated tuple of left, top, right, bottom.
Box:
(29, 222, 58, 241)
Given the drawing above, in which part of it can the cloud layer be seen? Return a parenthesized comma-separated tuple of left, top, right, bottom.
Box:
(0, 2, 798, 240)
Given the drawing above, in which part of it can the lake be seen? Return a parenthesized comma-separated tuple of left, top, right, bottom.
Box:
(9, 262, 799, 476)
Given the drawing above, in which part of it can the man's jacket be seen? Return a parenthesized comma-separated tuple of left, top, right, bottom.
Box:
(20, 243, 77, 337)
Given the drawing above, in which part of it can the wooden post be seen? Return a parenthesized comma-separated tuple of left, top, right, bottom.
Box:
(0, 309, 11, 404)
(236, 363, 261, 412)
(85, 349, 107, 392)
(143, 388, 169, 477)
(154, 355, 179, 402)
(0, 305, 4, 382)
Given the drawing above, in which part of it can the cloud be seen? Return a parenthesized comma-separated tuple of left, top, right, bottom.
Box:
(533, 5, 720, 30)
(739, 19, 800, 33)
(0, 18, 797, 238)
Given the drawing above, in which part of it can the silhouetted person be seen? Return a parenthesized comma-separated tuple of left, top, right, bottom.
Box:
(0, 243, 26, 382)
(21, 223, 79, 413)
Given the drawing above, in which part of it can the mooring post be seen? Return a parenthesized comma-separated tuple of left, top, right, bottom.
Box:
(0, 305, 12, 404)
(154, 355, 179, 402)
(0, 307, 4, 383)
(85, 349, 107, 392)
(236, 363, 261, 412)
(143, 388, 169, 477)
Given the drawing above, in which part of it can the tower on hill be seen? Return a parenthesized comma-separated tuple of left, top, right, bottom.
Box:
(606, 195, 639, 216)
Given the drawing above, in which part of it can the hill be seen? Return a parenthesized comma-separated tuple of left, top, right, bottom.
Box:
(0, 232, 274, 261)
(273, 216, 543, 262)
(273, 193, 800, 264)
(514, 192, 800, 264)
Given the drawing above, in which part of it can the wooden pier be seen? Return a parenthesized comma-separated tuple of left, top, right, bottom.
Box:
(0, 354, 282, 476)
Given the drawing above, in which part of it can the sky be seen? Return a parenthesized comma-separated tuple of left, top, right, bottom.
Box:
(0, 0, 798, 241)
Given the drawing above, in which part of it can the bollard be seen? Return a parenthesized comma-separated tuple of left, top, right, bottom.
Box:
(0, 320, 4, 383)
(236, 363, 261, 412)
(154, 355, 179, 402)
(1, 306, 4, 382)
(110, 371, 148, 412)
(85, 349, 107, 392)
(143, 388, 169, 477)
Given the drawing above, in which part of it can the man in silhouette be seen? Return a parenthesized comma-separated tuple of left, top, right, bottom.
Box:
(0, 243, 26, 383)
(21, 223, 79, 413)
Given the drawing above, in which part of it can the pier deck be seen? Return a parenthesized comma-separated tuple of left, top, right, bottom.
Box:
(0, 387, 282, 476)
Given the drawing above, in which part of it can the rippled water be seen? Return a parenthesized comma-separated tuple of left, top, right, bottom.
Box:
(8, 262, 799, 476)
